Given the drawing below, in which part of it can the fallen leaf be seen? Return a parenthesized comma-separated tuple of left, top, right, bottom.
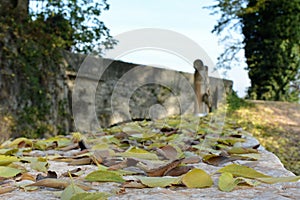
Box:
(0, 155, 19, 166)
(217, 164, 270, 179)
(108, 160, 128, 170)
(0, 186, 16, 195)
(136, 176, 181, 188)
(61, 184, 85, 200)
(60, 143, 79, 151)
(232, 153, 261, 160)
(28, 178, 92, 190)
(218, 172, 261, 192)
(119, 147, 159, 160)
(0, 148, 18, 155)
(0, 166, 22, 178)
(218, 172, 242, 192)
(36, 171, 57, 181)
(182, 156, 201, 164)
(157, 145, 178, 160)
(217, 137, 246, 146)
(146, 159, 183, 177)
(122, 180, 146, 188)
(70, 192, 111, 200)
(227, 147, 258, 154)
(85, 170, 125, 183)
(182, 168, 213, 188)
(9, 138, 32, 148)
(202, 154, 232, 166)
(62, 168, 83, 177)
(257, 176, 300, 184)
(17, 173, 36, 181)
(164, 166, 194, 176)
(30, 157, 49, 173)
(69, 157, 92, 165)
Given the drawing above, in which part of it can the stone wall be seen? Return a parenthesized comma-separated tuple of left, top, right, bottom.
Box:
(64, 52, 233, 132)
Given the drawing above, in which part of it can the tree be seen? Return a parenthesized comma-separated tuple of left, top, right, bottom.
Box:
(211, 0, 300, 101)
(0, 0, 115, 138)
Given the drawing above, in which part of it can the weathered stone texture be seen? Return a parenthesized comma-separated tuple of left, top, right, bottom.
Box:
(65, 53, 232, 132)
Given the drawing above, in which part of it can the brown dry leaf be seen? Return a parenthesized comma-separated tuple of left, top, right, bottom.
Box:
(69, 157, 92, 166)
(36, 171, 58, 181)
(60, 143, 79, 151)
(28, 178, 92, 191)
(182, 156, 201, 164)
(202, 154, 233, 166)
(0, 186, 16, 195)
(146, 158, 183, 177)
(164, 166, 194, 176)
(62, 168, 83, 177)
(17, 173, 35, 181)
(72, 149, 90, 156)
(108, 160, 128, 170)
(157, 145, 178, 160)
(103, 158, 125, 167)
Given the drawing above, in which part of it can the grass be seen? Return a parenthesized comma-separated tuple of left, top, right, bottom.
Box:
(225, 93, 300, 175)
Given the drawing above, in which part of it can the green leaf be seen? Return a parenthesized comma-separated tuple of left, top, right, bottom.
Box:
(218, 172, 260, 192)
(227, 147, 258, 154)
(257, 176, 300, 184)
(9, 138, 32, 148)
(70, 192, 111, 200)
(118, 147, 159, 160)
(218, 172, 241, 192)
(0, 166, 22, 178)
(0, 155, 19, 166)
(29, 157, 48, 173)
(136, 176, 181, 188)
(85, 170, 125, 183)
(232, 153, 261, 160)
(61, 184, 85, 200)
(182, 168, 213, 188)
(218, 164, 270, 179)
(0, 148, 18, 155)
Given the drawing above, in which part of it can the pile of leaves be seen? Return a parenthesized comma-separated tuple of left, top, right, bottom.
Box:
(0, 115, 299, 199)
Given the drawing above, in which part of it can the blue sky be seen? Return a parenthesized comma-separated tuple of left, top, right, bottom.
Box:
(101, 0, 251, 97)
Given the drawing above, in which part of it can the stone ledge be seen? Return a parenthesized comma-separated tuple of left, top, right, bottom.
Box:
(2, 142, 299, 200)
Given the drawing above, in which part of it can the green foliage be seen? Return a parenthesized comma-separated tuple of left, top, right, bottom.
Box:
(211, 0, 300, 101)
(226, 91, 253, 112)
(0, 0, 115, 138)
(30, 0, 117, 54)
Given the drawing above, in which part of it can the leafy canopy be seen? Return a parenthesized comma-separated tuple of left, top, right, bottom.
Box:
(210, 0, 300, 101)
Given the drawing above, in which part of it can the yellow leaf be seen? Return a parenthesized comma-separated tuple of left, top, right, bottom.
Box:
(257, 176, 300, 184)
(136, 176, 181, 188)
(218, 164, 270, 179)
(0, 166, 22, 178)
(218, 172, 241, 192)
(0, 155, 19, 166)
(218, 172, 260, 192)
(118, 147, 158, 160)
(182, 168, 213, 188)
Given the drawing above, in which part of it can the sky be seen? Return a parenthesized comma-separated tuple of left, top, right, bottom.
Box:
(101, 0, 251, 97)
